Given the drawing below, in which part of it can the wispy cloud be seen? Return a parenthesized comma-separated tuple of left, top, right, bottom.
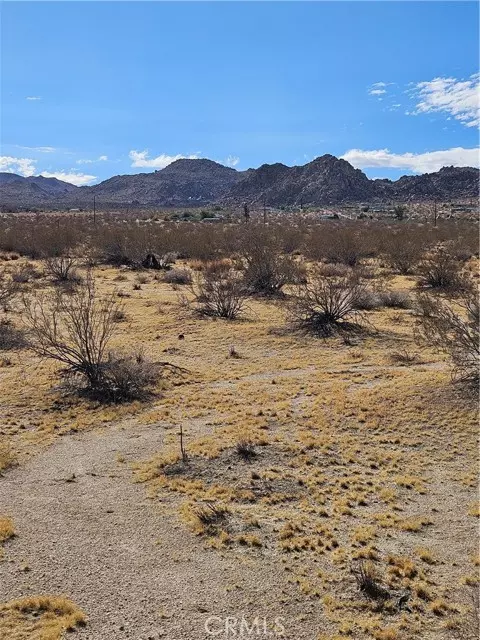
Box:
(0, 156, 36, 177)
(26, 96, 42, 101)
(15, 145, 56, 153)
(224, 155, 240, 167)
(76, 155, 109, 165)
(129, 150, 200, 169)
(39, 171, 96, 186)
(341, 147, 480, 174)
(409, 73, 479, 128)
(368, 82, 393, 97)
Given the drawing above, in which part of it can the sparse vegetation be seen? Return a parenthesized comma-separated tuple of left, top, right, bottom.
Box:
(289, 273, 369, 336)
(415, 289, 479, 386)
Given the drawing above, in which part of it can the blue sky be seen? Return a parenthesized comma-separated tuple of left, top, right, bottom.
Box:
(1, 1, 479, 185)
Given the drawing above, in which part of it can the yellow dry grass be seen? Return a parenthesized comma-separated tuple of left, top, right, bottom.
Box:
(0, 596, 86, 640)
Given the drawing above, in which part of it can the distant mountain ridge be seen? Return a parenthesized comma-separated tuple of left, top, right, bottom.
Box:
(1, 155, 478, 209)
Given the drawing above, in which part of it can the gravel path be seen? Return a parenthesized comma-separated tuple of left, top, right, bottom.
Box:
(0, 423, 325, 640)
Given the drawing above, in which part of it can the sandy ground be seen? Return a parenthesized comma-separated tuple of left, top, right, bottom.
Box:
(0, 419, 334, 640)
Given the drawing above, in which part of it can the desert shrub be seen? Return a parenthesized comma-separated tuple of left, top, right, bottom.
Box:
(352, 288, 381, 311)
(289, 274, 369, 336)
(89, 351, 158, 402)
(23, 273, 118, 389)
(315, 263, 352, 278)
(415, 289, 479, 386)
(11, 263, 43, 283)
(377, 289, 412, 309)
(325, 228, 367, 267)
(236, 441, 257, 461)
(382, 232, 424, 274)
(0, 272, 18, 310)
(417, 248, 464, 290)
(352, 561, 391, 602)
(44, 256, 82, 284)
(0, 321, 27, 351)
(190, 267, 248, 319)
(163, 268, 192, 285)
(239, 231, 306, 296)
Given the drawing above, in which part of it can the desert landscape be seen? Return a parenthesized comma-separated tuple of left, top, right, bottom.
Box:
(0, 211, 478, 640)
(1, 1, 479, 638)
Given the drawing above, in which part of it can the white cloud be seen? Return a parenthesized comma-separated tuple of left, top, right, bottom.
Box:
(0, 155, 96, 185)
(129, 150, 200, 169)
(368, 82, 394, 97)
(39, 171, 96, 186)
(0, 156, 36, 177)
(26, 96, 41, 101)
(224, 155, 240, 167)
(15, 145, 56, 153)
(410, 73, 479, 128)
(341, 147, 480, 174)
(76, 155, 109, 165)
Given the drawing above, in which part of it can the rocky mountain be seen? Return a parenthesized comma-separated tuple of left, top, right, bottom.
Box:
(0, 173, 77, 202)
(0, 156, 478, 210)
(223, 155, 378, 206)
(77, 159, 246, 207)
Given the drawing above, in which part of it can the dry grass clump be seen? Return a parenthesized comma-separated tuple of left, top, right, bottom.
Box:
(0, 595, 86, 639)
(0, 516, 15, 557)
(415, 289, 479, 386)
(0, 443, 17, 474)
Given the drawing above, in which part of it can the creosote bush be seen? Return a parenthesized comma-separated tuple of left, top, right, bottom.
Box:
(23, 273, 157, 402)
(415, 288, 479, 387)
(44, 256, 82, 284)
(417, 248, 465, 291)
(190, 266, 248, 319)
(240, 228, 305, 296)
(289, 273, 369, 336)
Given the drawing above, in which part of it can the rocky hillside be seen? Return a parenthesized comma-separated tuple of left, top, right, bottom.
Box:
(0, 156, 478, 210)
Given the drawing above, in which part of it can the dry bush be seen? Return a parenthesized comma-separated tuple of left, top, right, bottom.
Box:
(163, 268, 192, 285)
(236, 440, 257, 461)
(89, 351, 158, 402)
(0, 320, 27, 351)
(417, 248, 465, 291)
(193, 502, 229, 530)
(377, 289, 412, 309)
(289, 273, 369, 336)
(44, 256, 82, 284)
(11, 263, 43, 283)
(23, 273, 119, 390)
(382, 234, 424, 274)
(325, 227, 368, 267)
(240, 231, 305, 296)
(315, 263, 352, 278)
(190, 267, 248, 319)
(23, 276, 161, 402)
(352, 288, 381, 311)
(0, 271, 19, 309)
(415, 289, 479, 386)
(352, 561, 392, 602)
